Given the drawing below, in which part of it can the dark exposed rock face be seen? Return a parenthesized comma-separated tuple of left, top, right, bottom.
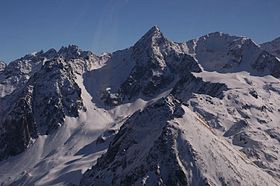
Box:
(31, 57, 85, 134)
(0, 86, 37, 160)
(58, 45, 95, 61)
(117, 54, 200, 101)
(102, 27, 202, 106)
(172, 72, 228, 101)
(0, 44, 97, 161)
(0, 57, 85, 160)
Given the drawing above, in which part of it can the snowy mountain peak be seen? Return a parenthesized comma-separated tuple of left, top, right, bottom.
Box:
(184, 32, 280, 77)
(134, 26, 166, 48)
(184, 32, 245, 56)
(149, 25, 161, 33)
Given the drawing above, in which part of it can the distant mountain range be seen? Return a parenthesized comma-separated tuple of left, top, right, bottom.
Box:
(1, 26, 280, 186)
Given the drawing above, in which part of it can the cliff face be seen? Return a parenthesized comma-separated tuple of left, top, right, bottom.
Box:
(0, 47, 92, 160)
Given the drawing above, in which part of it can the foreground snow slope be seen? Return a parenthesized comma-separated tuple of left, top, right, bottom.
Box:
(81, 96, 280, 186)
(1, 26, 280, 185)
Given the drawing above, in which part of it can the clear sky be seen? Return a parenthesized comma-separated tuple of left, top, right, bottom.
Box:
(1, 0, 280, 62)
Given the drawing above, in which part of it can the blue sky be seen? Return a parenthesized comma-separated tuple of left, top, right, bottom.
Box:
(1, 0, 280, 62)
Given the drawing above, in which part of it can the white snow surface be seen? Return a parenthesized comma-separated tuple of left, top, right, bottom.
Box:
(175, 106, 280, 186)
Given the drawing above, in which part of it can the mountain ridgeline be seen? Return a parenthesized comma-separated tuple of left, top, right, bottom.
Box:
(1, 26, 280, 186)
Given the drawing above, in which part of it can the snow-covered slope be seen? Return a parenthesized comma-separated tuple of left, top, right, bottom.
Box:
(1, 27, 280, 186)
(81, 30, 280, 186)
(184, 71, 280, 179)
(81, 96, 279, 186)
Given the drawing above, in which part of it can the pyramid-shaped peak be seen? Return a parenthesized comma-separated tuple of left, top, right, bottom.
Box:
(144, 25, 162, 37)
(149, 25, 160, 32)
(134, 26, 168, 48)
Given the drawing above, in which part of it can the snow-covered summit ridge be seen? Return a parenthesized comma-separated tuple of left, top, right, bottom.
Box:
(134, 26, 164, 47)
(1, 26, 280, 185)
(182, 31, 280, 77)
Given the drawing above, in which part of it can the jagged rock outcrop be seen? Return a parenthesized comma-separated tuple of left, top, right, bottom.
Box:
(31, 57, 85, 134)
(0, 52, 46, 97)
(0, 46, 95, 98)
(0, 85, 37, 160)
(171, 72, 228, 101)
(0, 56, 85, 160)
